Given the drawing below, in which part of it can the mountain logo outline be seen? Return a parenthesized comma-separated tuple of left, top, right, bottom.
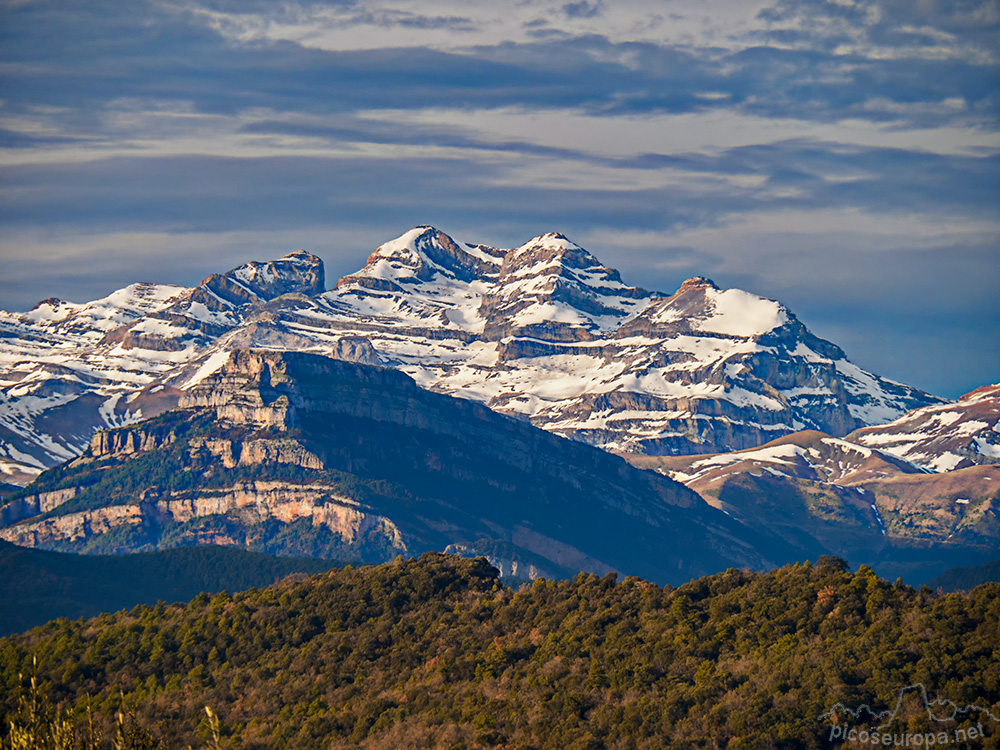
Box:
(818, 683, 1000, 730)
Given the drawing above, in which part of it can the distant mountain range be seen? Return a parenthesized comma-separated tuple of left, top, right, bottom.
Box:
(0, 226, 942, 486)
(848, 383, 1000, 472)
(1, 227, 995, 585)
(623, 381, 1000, 574)
(625, 426, 999, 581)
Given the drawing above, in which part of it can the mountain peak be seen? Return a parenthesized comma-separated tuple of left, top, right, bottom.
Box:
(29, 297, 63, 311)
(512, 232, 581, 257)
(194, 251, 325, 309)
(480, 233, 651, 342)
(535, 231, 572, 242)
(0, 228, 946, 488)
(678, 276, 719, 292)
(337, 226, 502, 291)
(222, 250, 325, 300)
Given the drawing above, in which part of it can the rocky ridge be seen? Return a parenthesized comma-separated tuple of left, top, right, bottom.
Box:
(0, 250, 359, 483)
(273, 227, 940, 457)
(847, 383, 1000, 472)
(624, 428, 1000, 581)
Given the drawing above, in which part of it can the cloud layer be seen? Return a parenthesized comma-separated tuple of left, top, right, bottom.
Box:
(0, 0, 997, 397)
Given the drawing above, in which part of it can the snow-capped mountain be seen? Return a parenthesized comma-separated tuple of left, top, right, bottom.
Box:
(0, 226, 943, 485)
(278, 226, 940, 454)
(847, 384, 1000, 472)
(634, 430, 921, 493)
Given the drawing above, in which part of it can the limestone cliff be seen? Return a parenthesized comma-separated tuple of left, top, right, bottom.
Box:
(0, 481, 404, 553)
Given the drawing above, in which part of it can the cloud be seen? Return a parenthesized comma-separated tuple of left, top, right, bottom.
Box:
(562, 1, 603, 20)
(755, 0, 999, 63)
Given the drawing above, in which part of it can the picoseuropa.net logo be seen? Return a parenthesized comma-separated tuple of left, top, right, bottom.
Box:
(819, 684, 998, 746)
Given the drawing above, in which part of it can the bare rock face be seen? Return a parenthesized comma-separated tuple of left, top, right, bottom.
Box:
(188, 438, 324, 471)
(205, 250, 326, 303)
(0, 481, 406, 554)
(0, 487, 79, 526)
(90, 427, 178, 456)
(328, 335, 381, 366)
(0, 504, 145, 547)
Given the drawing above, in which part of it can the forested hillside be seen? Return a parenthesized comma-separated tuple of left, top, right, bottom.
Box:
(1, 554, 997, 749)
(928, 557, 1000, 593)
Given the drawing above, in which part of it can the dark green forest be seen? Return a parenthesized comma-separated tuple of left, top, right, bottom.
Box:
(928, 558, 1000, 593)
(1, 553, 998, 749)
(0, 541, 344, 636)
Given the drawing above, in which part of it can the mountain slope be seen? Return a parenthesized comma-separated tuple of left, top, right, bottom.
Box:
(0, 349, 808, 585)
(926, 556, 1000, 592)
(624, 428, 1000, 582)
(847, 383, 1000, 472)
(0, 251, 331, 484)
(0, 227, 943, 485)
(286, 227, 940, 457)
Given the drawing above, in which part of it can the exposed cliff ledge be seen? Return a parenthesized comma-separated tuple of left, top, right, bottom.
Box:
(0, 487, 79, 526)
(188, 438, 324, 470)
(89, 427, 179, 457)
(0, 481, 405, 552)
(174, 350, 698, 511)
(1, 503, 144, 546)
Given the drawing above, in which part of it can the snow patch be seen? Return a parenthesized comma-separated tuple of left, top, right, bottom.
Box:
(99, 393, 124, 427)
(699, 288, 787, 337)
(820, 437, 872, 458)
(973, 437, 1000, 458)
(926, 452, 965, 472)
(689, 443, 806, 470)
(954, 419, 989, 436)
(182, 350, 232, 390)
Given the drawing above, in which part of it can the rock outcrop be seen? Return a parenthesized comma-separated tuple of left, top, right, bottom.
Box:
(0, 481, 405, 553)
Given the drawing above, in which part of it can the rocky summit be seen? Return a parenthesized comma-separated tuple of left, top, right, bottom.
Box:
(0, 349, 809, 585)
(0, 226, 942, 485)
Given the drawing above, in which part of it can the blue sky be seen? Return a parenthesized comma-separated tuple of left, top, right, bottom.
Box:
(0, 0, 997, 398)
